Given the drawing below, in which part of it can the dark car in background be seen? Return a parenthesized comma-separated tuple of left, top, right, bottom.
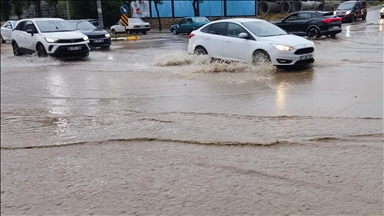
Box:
(170, 16, 210, 35)
(68, 20, 111, 49)
(334, 0, 367, 22)
(271, 11, 342, 39)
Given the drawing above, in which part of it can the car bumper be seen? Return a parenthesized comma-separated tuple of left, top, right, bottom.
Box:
(321, 28, 342, 35)
(129, 28, 150, 32)
(336, 14, 352, 22)
(47, 43, 90, 58)
(88, 37, 111, 48)
(269, 47, 315, 66)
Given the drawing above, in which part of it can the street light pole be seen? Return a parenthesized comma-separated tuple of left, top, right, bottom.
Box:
(96, 0, 104, 29)
(66, 0, 70, 19)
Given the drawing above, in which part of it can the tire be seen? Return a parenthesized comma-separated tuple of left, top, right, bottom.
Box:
(142, 31, 147, 35)
(172, 29, 178, 35)
(1, 35, 5, 44)
(12, 41, 21, 56)
(307, 26, 321, 39)
(362, 14, 366, 20)
(252, 50, 271, 65)
(351, 15, 356, 22)
(37, 44, 47, 57)
(112, 29, 117, 34)
(381, 15, 384, 18)
(194, 46, 207, 55)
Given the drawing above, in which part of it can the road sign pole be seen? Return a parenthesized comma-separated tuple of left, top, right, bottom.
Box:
(66, 0, 70, 19)
(96, 0, 104, 29)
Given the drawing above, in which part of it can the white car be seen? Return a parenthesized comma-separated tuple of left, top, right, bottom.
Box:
(188, 18, 315, 67)
(11, 18, 90, 58)
(1, 20, 18, 43)
(110, 18, 151, 35)
(380, 5, 384, 18)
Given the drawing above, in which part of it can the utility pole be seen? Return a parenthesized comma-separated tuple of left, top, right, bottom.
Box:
(66, 0, 70, 19)
(96, 0, 104, 29)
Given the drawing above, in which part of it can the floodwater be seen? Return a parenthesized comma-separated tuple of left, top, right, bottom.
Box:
(1, 7, 383, 215)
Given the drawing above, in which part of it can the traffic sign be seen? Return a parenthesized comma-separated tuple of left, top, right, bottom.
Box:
(121, 14, 129, 27)
(120, 4, 128, 14)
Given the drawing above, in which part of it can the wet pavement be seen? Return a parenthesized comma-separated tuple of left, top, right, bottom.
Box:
(1, 7, 383, 215)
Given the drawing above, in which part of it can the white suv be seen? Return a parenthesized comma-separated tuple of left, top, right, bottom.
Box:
(12, 18, 90, 58)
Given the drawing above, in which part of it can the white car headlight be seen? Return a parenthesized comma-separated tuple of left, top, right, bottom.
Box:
(45, 37, 59, 43)
(345, 10, 351, 14)
(380, 8, 384, 12)
(83, 36, 89, 41)
(271, 44, 293, 51)
(333, 11, 336, 15)
(105, 33, 110, 38)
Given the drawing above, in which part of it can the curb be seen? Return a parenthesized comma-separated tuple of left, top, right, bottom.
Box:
(111, 35, 141, 41)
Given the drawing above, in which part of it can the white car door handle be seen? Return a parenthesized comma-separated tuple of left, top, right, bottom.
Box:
(205, 37, 210, 40)
(226, 40, 231, 43)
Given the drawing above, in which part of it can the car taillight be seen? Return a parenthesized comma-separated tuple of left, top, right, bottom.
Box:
(188, 33, 195, 39)
(134, 25, 139, 28)
(145, 25, 150, 27)
(322, 17, 342, 23)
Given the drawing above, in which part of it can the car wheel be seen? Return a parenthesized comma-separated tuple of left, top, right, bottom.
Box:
(112, 29, 117, 34)
(252, 50, 271, 65)
(352, 15, 356, 22)
(381, 15, 384, 18)
(362, 14, 366, 20)
(194, 46, 207, 55)
(1, 35, 5, 44)
(12, 41, 22, 56)
(172, 29, 178, 35)
(307, 26, 321, 39)
(142, 31, 147, 35)
(37, 44, 48, 57)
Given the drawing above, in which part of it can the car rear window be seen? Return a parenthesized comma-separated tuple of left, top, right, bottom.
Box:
(322, 12, 336, 18)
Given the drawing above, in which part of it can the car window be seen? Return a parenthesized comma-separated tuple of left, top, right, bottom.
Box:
(243, 21, 287, 37)
(200, 24, 211, 33)
(186, 18, 193, 24)
(285, 14, 299, 21)
(227, 23, 247, 38)
(337, 2, 355, 10)
(209, 22, 227, 35)
(15, 21, 26, 31)
(355, 3, 360, 9)
(298, 13, 312, 20)
(4, 22, 12, 28)
(25, 21, 38, 33)
(69, 21, 97, 30)
(180, 19, 186, 24)
(195, 17, 209, 22)
(35, 20, 76, 33)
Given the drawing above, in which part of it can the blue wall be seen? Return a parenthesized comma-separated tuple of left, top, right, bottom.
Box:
(174, 0, 194, 17)
(151, 0, 257, 18)
(150, 0, 173, 18)
(227, 0, 255, 16)
(199, 1, 224, 17)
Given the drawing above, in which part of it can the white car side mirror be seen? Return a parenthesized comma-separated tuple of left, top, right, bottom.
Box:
(239, 32, 248, 38)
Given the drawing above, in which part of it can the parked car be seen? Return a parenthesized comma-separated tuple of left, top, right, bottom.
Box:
(334, 0, 367, 22)
(82, 18, 100, 28)
(380, 4, 384, 18)
(110, 18, 150, 35)
(1, 20, 18, 43)
(271, 11, 342, 39)
(170, 16, 210, 35)
(11, 18, 90, 58)
(188, 18, 315, 67)
(68, 19, 111, 49)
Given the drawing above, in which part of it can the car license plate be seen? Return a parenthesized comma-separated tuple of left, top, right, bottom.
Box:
(94, 39, 103, 43)
(68, 46, 81, 51)
(331, 26, 340, 29)
(300, 54, 312, 60)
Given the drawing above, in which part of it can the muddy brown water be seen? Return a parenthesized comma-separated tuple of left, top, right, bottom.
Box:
(1, 8, 383, 215)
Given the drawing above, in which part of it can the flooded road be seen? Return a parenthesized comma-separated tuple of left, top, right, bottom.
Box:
(1, 7, 383, 215)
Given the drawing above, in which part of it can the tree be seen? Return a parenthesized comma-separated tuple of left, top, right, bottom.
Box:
(46, 0, 59, 17)
(11, 0, 26, 19)
(1, 0, 11, 21)
(33, 0, 42, 17)
(153, 0, 162, 31)
(191, 0, 203, 16)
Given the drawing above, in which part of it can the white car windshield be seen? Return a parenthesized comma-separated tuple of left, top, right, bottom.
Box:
(69, 21, 97, 30)
(243, 21, 287, 37)
(35, 20, 76, 33)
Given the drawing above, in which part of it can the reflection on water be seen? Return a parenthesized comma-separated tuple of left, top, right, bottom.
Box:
(275, 82, 287, 111)
(345, 25, 351, 37)
(379, 19, 383, 33)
